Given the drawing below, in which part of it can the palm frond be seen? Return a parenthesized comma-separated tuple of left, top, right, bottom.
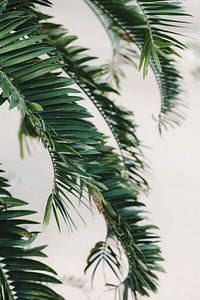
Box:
(135, 0, 188, 74)
(87, 0, 188, 73)
(0, 5, 104, 230)
(81, 0, 138, 90)
(84, 144, 163, 298)
(85, 0, 188, 128)
(0, 167, 64, 299)
(40, 23, 149, 192)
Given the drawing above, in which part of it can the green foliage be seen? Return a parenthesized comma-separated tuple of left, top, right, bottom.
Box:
(85, 0, 188, 127)
(136, 0, 188, 74)
(0, 167, 64, 299)
(86, 0, 188, 73)
(0, 0, 189, 299)
(84, 144, 163, 298)
(0, 4, 104, 230)
(41, 22, 148, 192)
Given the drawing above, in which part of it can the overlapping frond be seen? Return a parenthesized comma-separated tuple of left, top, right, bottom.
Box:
(80, 0, 138, 89)
(0, 167, 64, 299)
(86, 0, 188, 71)
(135, 0, 188, 74)
(85, 144, 163, 298)
(0, 4, 104, 230)
(40, 22, 148, 191)
(85, 0, 188, 128)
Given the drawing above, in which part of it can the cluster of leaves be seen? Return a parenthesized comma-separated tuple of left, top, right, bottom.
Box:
(0, 0, 188, 299)
(0, 167, 64, 299)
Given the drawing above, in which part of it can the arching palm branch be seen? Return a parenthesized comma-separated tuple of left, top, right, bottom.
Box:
(84, 0, 188, 129)
(0, 5, 104, 230)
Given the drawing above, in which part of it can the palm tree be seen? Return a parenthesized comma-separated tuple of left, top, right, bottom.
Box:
(0, 0, 188, 299)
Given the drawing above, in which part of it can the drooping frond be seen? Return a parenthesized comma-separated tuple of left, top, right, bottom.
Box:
(0, 167, 64, 299)
(85, 144, 163, 298)
(84, 0, 188, 128)
(152, 56, 185, 131)
(79, 0, 139, 90)
(135, 0, 188, 74)
(40, 22, 148, 192)
(86, 0, 188, 73)
(0, 4, 104, 230)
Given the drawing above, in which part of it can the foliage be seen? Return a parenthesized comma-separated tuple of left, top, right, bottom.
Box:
(85, 144, 163, 297)
(0, 0, 188, 299)
(0, 167, 64, 299)
(84, 0, 188, 128)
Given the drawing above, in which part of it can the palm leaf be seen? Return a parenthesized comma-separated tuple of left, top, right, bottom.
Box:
(40, 22, 149, 192)
(84, 0, 188, 128)
(85, 144, 163, 298)
(0, 4, 105, 230)
(86, 0, 188, 73)
(0, 167, 64, 299)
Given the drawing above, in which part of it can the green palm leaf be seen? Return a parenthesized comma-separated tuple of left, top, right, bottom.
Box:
(86, 0, 188, 73)
(0, 167, 64, 300)
(40, 22, 149, 192)
(0, 4, 104, 230)
(84, 0, 188, 128)
(85, 144, 163, 298)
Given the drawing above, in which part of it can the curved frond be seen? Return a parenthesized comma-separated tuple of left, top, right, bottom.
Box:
(135, 0, 188, 75)
(81, 0, 138, 89)
(40, 22, 148, 191)
(85, 0, 188, 128)
(0, 5, 104, 230)
(85, 144, 163, 298)
(0, 167, 64, 299)
(86, 0, 187, 73)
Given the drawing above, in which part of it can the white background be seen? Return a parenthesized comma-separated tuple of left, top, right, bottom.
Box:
(0, 1, 200, 299)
